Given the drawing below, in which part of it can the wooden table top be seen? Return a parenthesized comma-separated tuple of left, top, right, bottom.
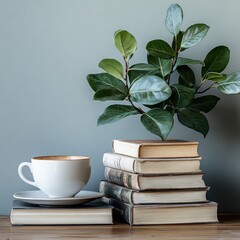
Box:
(1, 215, 240, 239)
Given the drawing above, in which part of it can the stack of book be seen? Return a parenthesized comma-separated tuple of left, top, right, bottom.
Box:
(99, 139, 218, 225)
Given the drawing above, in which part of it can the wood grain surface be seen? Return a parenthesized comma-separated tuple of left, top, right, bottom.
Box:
(1, 215, 240, 239)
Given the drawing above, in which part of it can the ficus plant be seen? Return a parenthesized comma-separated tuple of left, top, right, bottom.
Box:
(87, 4, 240, 141)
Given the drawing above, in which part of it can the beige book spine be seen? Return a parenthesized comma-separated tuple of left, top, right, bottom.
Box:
(104, 167, 140, 190)
(103, 153, 136, 173)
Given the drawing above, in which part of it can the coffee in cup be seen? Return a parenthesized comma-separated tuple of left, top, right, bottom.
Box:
(18, 155, 91, 198)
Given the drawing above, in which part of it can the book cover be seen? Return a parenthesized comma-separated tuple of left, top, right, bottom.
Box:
(105, 198, 218, 225)
(112, 139, 200, 158)
(11, 199, 113, 225)
(99, 180, 208, 204)
(104, 168, 205, 190)
(103, 152, 202, 174)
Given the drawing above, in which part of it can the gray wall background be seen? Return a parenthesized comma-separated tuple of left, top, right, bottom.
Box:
(0, 0, 239, 215)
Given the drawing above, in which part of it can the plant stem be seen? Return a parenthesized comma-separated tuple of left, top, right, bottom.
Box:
(166, 54, 178, 85)
(195, 79, 206, 92)
(123, 56, 145, 114)
(196, 82, 215, 94)
(128, 97, 145, 114)
(124, 57, 129, 88)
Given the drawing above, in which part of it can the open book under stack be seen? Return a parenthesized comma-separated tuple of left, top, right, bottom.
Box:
(99, 139, 218, 225)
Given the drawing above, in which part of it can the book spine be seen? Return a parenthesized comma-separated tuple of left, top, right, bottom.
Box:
(106, 198, 133, 225)
(112, 140, 140, 158)
(103, 153, 136, 173)
(104, 167, 140, 190)
(99, 181, 134, 204)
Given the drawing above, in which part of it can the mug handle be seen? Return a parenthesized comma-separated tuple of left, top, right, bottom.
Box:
(18, 162, 38, 187)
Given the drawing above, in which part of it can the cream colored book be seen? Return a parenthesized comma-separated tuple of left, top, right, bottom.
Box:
(105, 198, 218, 225)
(112, 139, 199, 158)
(104, 167, 206, 190)
(99, 180, 209, 204)
(11, 199, 113, 225)
(103, 152, 201, 174)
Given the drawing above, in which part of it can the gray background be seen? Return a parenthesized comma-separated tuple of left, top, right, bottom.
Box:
(0, 0, 239, 215)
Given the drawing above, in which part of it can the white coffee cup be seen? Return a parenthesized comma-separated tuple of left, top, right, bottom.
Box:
(18, 155, 91, 198)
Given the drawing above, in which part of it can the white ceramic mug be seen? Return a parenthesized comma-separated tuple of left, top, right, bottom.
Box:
(18, 155, 91, 198)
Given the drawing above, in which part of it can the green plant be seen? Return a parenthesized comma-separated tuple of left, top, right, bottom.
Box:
(87, 4, 240, 140)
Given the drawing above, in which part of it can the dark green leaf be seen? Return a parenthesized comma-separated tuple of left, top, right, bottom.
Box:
(130, 75, 172, 105)
(98, 59, 124, 80)
(202, 46, 230, 77)
(181, 24, 210, 49)
(128, 63, 159, 84)
(188, 95, 220, 113)
(215, 72, 240, 94)
(128, 70, 151, 85)
(87, 73, 126, 93)
(177, 65, 196, 87)
(174, 57, 204, 70)
(177, 109, 209, 137)
(94, 89, 127, 101)
(165, 4, 183, 37)
(170, 84, 195, 108)
(146, 39, 175, 59)
(97, 105, 138, 125)
(147, 54, 172, 78)
(129, 63, 158, 72)
(204, 72, 227, 81)
(87, 73, 127, 101)
(143, 102, 162, 109)
(165, 105, 175, 116)
(114, 30, 137, 57)
(141, 109, 174, 140)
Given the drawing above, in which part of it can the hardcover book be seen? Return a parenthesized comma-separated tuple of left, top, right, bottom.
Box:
(11, 199, 113, 225)
(112, 139, 199, 159)
(104, 198, 218, 225)
(104, 168, 206, 190)
(103, 152, 201, 174)
(99, 180, 208, 204)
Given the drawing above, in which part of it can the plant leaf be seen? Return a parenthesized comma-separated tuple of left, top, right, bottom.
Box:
(204, 72, 227, 81)
(128, 70, 153, 85)
(174, 57, 204, 70)
(177, 109, 209, 137)
(94, 89, 127, 101)
(87, 73, 127, 101)
(97, 105, 138, 125)
(146, 39, 175, 59)
(170, 84, 195, 108)
(128, 63, 158, 84)
(165, 105, 175, 116)
(202, 46, 230, 77)
(215, 72, 240, 94)
(129, 63, 158, 72)
(130, 75, 172, 105)
(165, 4, 183, 37)
(147, 54, 172, 78)
(141, 109, 174, 140)
(87, 73, 126, 92)
(114, 30, 137, 57)
(177, 65, 196, 87)
(98, 59, 124, 80)
(181, 24, 210, 50)
(188, 95, 220, 113)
